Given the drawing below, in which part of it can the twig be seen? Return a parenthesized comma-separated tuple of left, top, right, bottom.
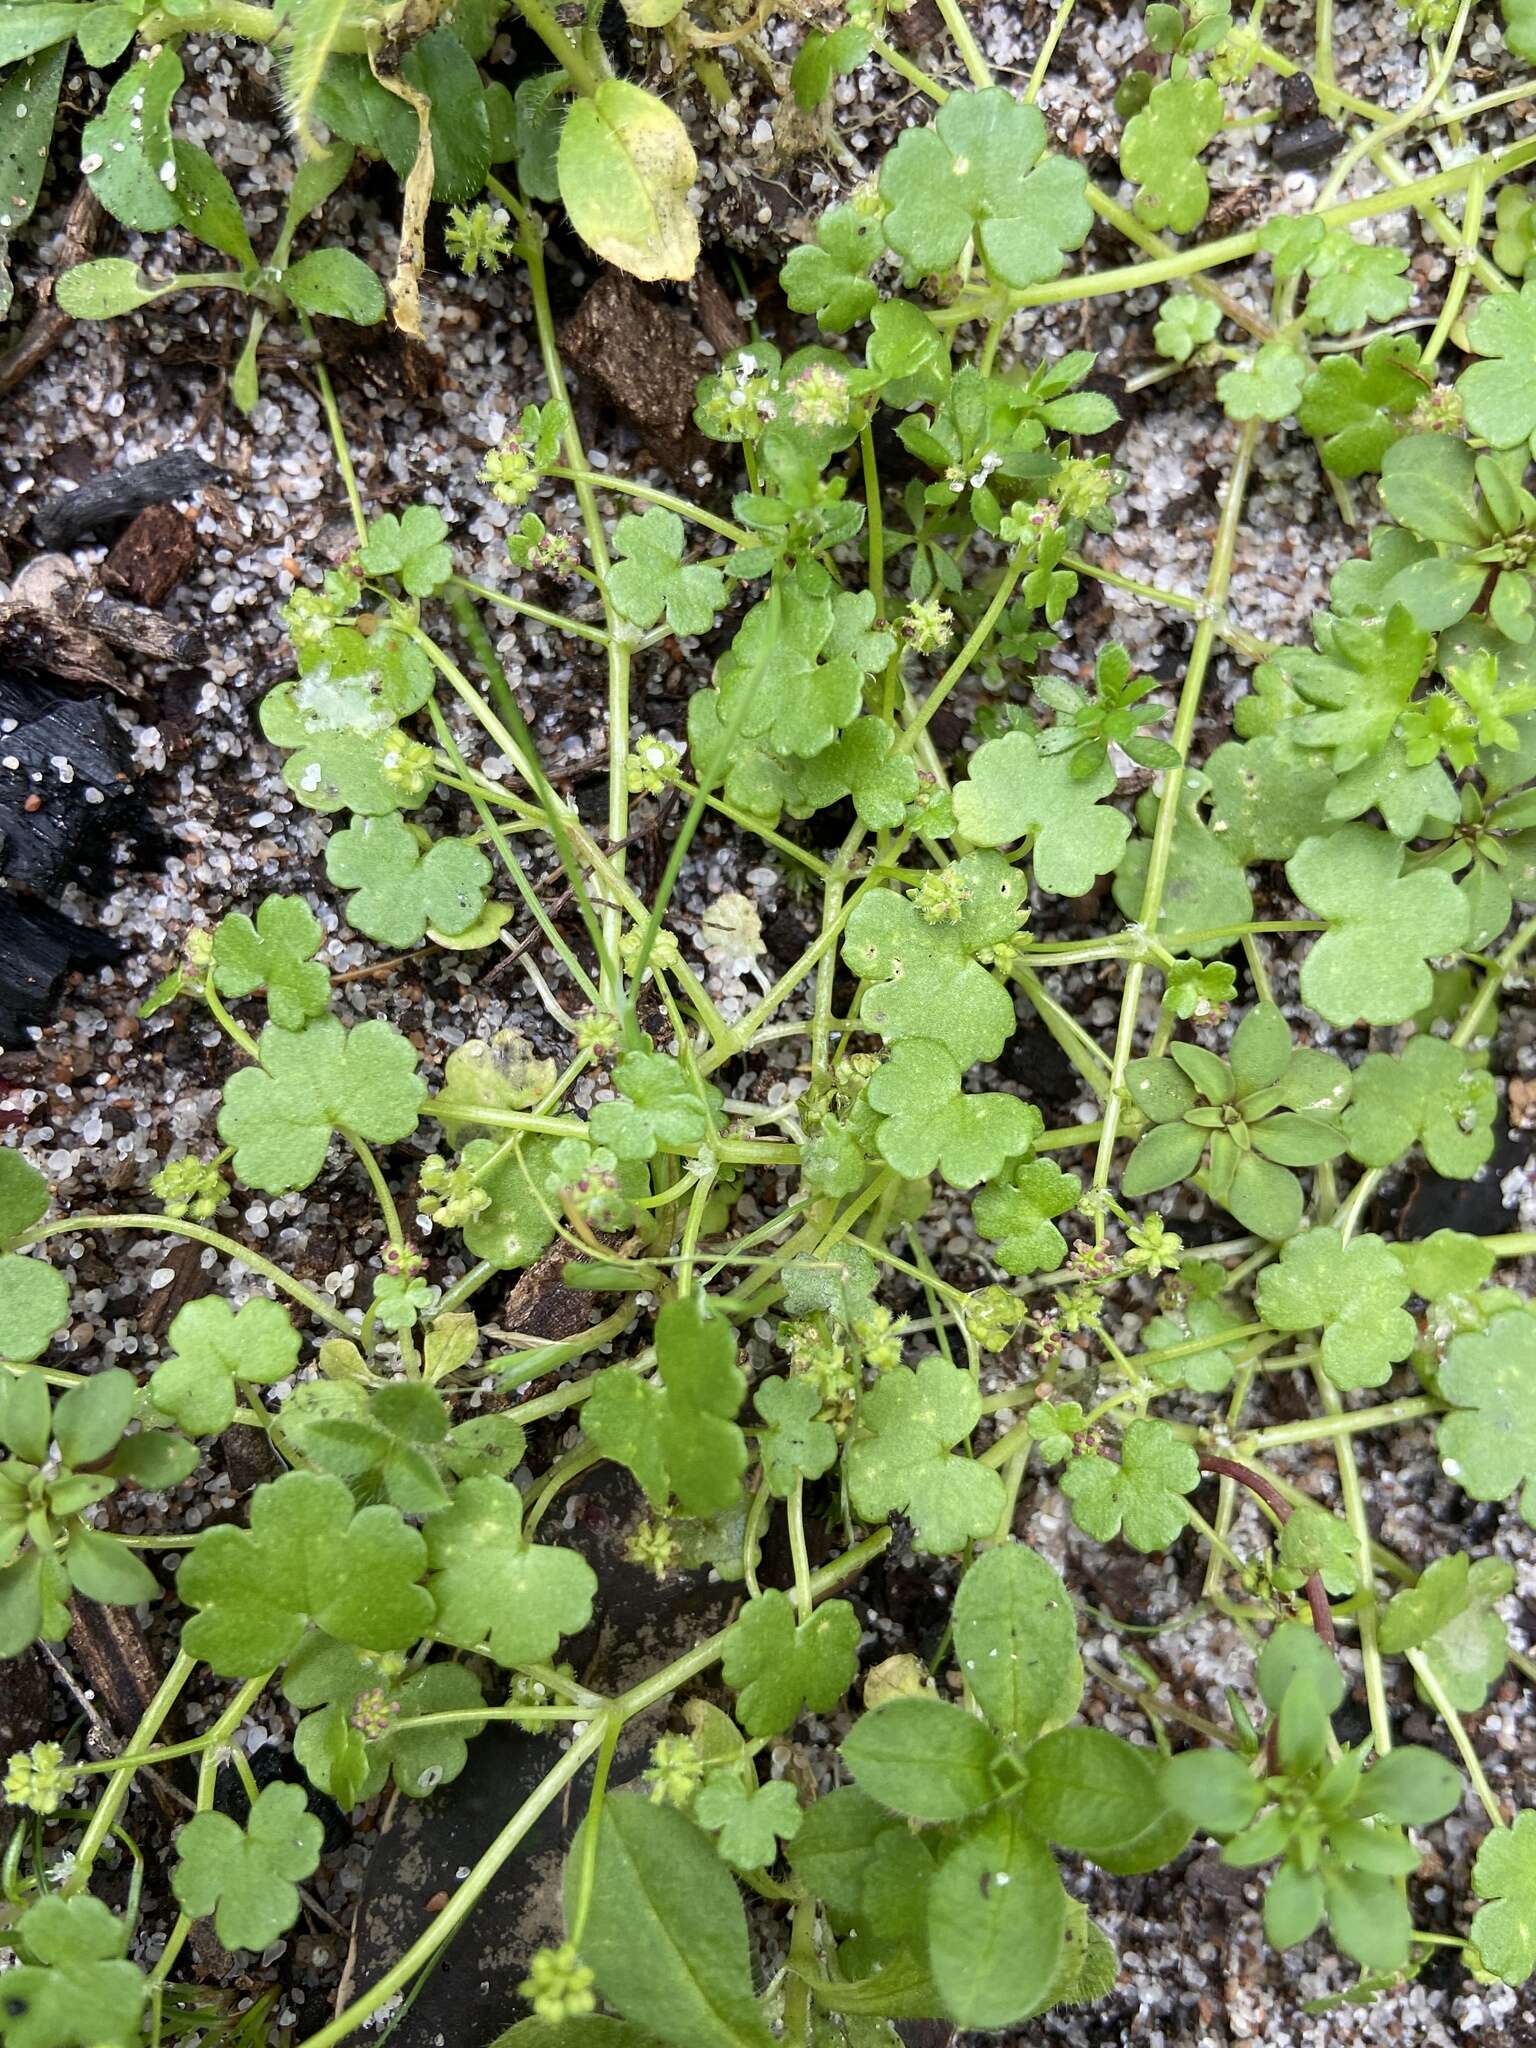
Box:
(0, 183, 105, 398)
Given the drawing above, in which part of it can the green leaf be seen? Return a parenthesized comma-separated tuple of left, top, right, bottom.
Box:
(1275, 1505, 1358, 1597)
(179, 1470, 432, 1675)
(789, 22, 870, 110)
(0, 1255, 69, 1363)
(82, 46, 182, 233)
(283, 246, 386, 323)
(0, 40, 67, 271)
(1303, 236, 1412, 336)
(1393, 1226, 1497, 1304)
(1298, 335, 1423, 476)
(1163, 1748, 1266, 1835)
(217, 1016, 425, 1193)
(715, 570, 892, 761)
(609, 507, 727, 636)
(1204, 732, 1336, 865)
(1287, 825, 1469, 1027)
(172, 141, 255, 265)
(784, 717, 920, 832)
(879, 87, 1092, 289)
(1343, 1037, 1496, 1178)
(787, 1785, 907, 1920)
(781, 1243, 878, 1325)
(1438, 1311, 1536, 1525)
(866, 1039, 1039, 1189)
(1021, 1725, 1191, 1874)
(1113, 784, 1252, 959)
(423, 1474, 596, 1667)
(326, 814, 492, 947)
(400, 25, 491, 203)
(589, 1050, 720, 1163)
(753, 1377, 836, 1498)
(1059, 1418, 1199, 1552)
(582, 1294, 747, 1515)
(76, 5, 136, 67)
(0, 1151, 49, 1246)
(1459, 281, 1536, 450)
(842, 858, 1025, 1071)
(358, 504, 452, 598)
(1472, 1810, 1536, 1985)
(953, 729, 1131, 896)
(0, 1893, 145, 2048)
(841, 1696, 1004, 1820)
(1506, 0, 1536, 61)
(53, 259, 174, 319)
(212, 896, 331, 1030)
(1143, 1291, 1249, 1394)
(1217, 340, 1308, 423)
(0, 6, 96, 64)
(846, 1356, 1006, 1554)
(285, 1638, 485, 1805)
(1255, 1228, 1416, 1391)
(721, 1589, 861, 1737)
(1153, 291, 1222, 363)
(1121, 77, 1223, 233)
(926, 1807, 1067, 2028)
(952, 1541, 1082, 1742)
(1257, 1618, 1347, 1716)
(1381, 1554, 1512, 1713)
(557, 78, 699, 283)
(568, 1794, 775, 2047)
(171, 1782, 321, 1951)
(149, 1295, 300, 1437)
(781, 205, 881, 332)
(693, 1775, 802, 1870)
(291, 1381, 451, 1513)
(972, 1160, 1080, 1276)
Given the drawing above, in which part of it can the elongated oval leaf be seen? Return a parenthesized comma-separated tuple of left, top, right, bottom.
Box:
(840, 1697, 1003, 1821)
(952, 1541, 1083, 1743)
(1021, 1725, 1192, 1875)
(926, 1807, 1067, 2029)
(557, 79, 699, 282)
(567, 1795, 775, 2048)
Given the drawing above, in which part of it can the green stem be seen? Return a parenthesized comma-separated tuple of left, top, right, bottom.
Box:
(1406, 1650, 1504, 1827)
(1242, 1396, 1441, 1451)
(899, 548, 1029, 750)
(868, 31, 947, 102)
(1313, 1367, 1391, 1753)
(451, 576, 610, 646)
(64, 1653, 198, 1896)
(933, 0, 993, 87)
(303, 314, 368, 546)
(927, 137, 1536, 323)
(512, 0, 602, 94)
(1026, 0, 1077, 100)
(343, 1130, 405, 1251)
(1091, 416, 1261, 1213)
(544, 467, 753, 548)
(19, 1215, 356, 1334)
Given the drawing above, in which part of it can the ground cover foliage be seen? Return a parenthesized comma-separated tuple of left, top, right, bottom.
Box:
(3, 0, 1536, 2040)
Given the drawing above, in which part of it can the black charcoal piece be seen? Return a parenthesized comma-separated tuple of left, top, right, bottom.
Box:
(32, 450, 223, 547)
(0, 889, 119, 1043)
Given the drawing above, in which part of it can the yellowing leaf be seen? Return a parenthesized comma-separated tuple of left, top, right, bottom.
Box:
(558, 79, 699, 282)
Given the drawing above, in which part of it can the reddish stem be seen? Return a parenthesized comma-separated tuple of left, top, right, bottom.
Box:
(1198, 1452, 1337, 1651)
